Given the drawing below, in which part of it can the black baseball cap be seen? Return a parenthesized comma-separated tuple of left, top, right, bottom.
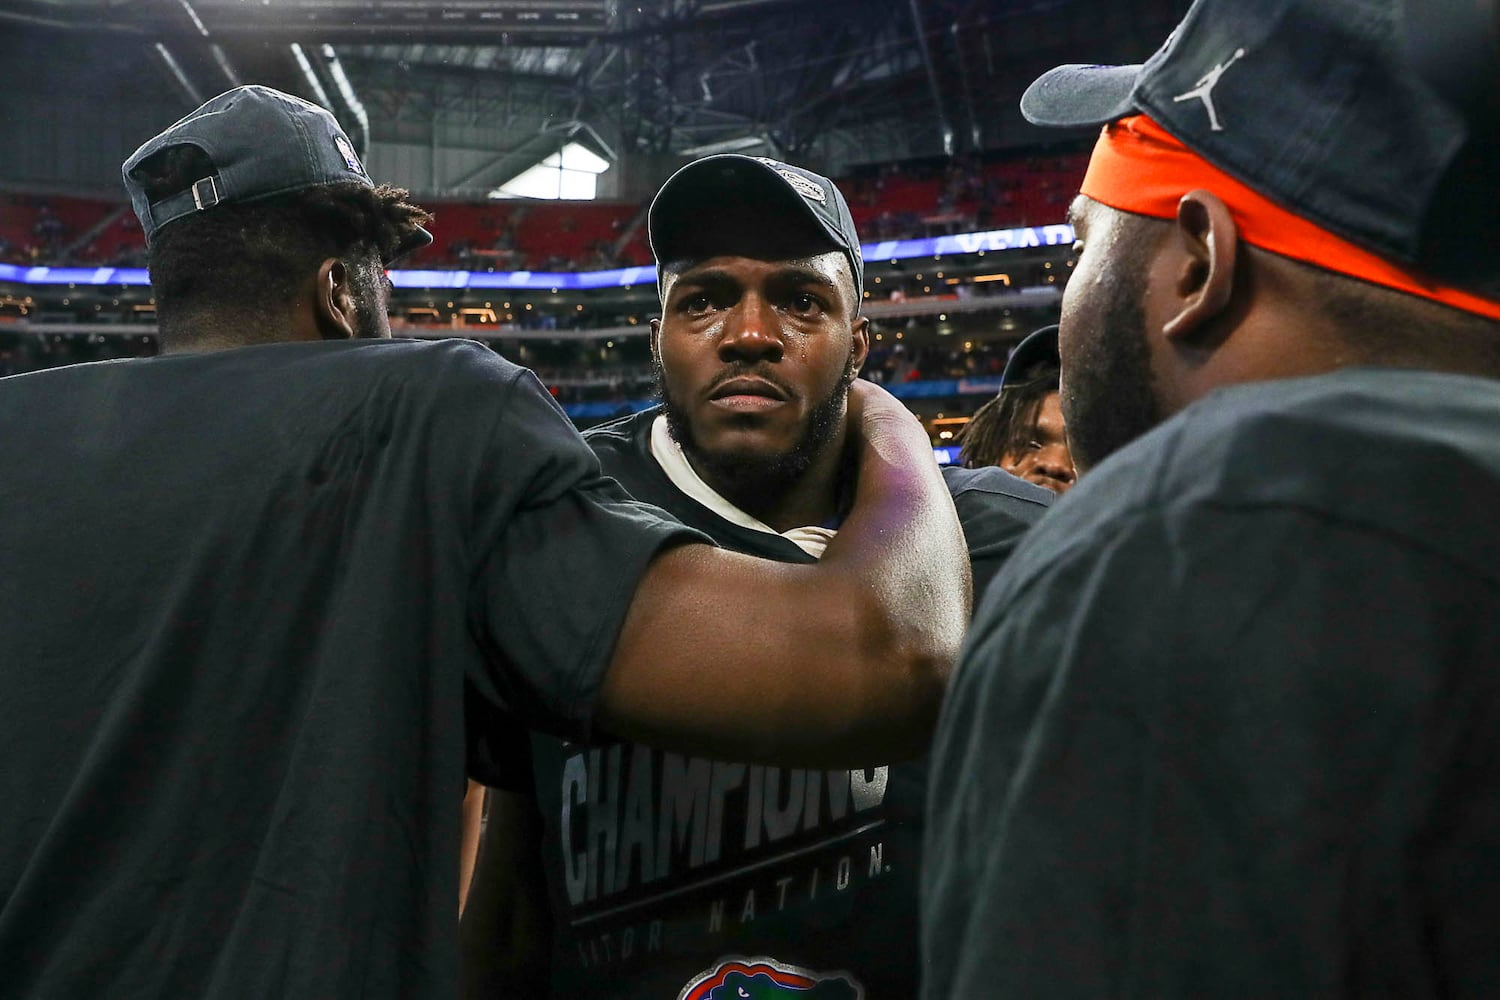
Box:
(999, 325, 1060, 390)
(649, 154, 864, 304)
(1019, 0, 1472, 269)
(122, 85, 432, 264)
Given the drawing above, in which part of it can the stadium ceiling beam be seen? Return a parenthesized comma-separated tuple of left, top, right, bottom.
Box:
(0, 2, 150, 34)
(905, 0, 955, 156)
(443, 133, 562, 193)
(669, 106, 761, 126)
(337, 56, 581, 96)
(0, 7, 603, 45)
(594, 0, 823, 44)
(590, 1, 685, 154)
(946, 18, 982, 149)
(358, 89, 580, 139)
(19, 0, 821, 47)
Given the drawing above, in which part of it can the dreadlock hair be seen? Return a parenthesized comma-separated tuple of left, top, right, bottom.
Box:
(131, 144, 432, 350)
(957, 361, 1061, 470)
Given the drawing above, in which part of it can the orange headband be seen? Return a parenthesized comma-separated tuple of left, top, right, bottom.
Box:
(1080, 115, 1500, 321)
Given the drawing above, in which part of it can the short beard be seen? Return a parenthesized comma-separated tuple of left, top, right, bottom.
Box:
(1061, 247, 1162, 473)
(655, 357, 856, 511)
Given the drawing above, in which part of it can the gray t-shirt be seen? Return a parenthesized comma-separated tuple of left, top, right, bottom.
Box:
(0, 339, 701, 998)
(922, 367, 1500, 999)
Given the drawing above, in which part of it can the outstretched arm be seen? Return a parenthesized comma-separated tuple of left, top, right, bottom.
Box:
(596, 379, 971, 768)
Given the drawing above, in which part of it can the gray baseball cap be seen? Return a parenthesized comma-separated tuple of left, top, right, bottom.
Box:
(649, 154, 864, 304)
(1019, 0, 1472, 270)
(122, 85, 432, 264)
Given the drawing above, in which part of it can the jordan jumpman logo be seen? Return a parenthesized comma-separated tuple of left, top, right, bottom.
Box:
(1172, 48, 1246, 132)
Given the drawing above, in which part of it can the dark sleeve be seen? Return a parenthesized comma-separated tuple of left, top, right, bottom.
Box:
(921, 502, 1500, 999)
(464, 690, 536, 793)
(942, 466, 1051, 605)
(467, 367, 708, 744)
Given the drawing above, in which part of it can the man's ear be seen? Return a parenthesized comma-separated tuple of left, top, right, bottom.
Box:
(649, 317, 662, 365)
(1161, 189, 1239, 342)
(314, 258, 358, 340)
(848, 316, 871, 379)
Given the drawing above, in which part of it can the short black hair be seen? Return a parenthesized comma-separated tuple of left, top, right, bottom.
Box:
(134, 144, 432, 348)
(957, 361, 1060, 469)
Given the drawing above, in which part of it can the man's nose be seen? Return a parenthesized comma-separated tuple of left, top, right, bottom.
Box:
(718, 296, 784, 363)
(1036, 445, 1076, 484)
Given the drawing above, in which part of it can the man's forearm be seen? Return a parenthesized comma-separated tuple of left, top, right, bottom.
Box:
(824, 380, 972, 689)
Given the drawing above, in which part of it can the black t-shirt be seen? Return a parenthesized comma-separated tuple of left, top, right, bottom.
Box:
(0, 340, 701, 998)
(922, 368, 1500, 999)
(526, 406, 1051, 999)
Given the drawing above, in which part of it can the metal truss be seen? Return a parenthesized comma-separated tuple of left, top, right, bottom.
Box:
(1, 0, 1192, 189)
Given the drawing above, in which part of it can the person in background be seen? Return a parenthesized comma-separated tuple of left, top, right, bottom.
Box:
(922, 0, 1500, 995)
(462, 153, 1052, 999)
(0, 85, 973, 1000)
(957, 325, 1076, 494)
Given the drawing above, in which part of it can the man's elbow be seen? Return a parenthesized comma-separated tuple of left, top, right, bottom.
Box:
(851, 609, 961, 761)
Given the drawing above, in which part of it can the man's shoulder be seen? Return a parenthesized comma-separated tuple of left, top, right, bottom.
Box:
(582, 406, 662, 489)
(1, 338, 528, 409)
(305, 340, 544, 421)
(582, 405, 657, 460)
(939, 464, 1053, 559)
(580, 405, 730, 521)
(1162, 368, 1500, 510)
(331, 337, 526, 386)
(940, 465, 1055, 604)
(1022, 369, 1500, 584)
(144, 338, 526, 389)
(941, 465, 1054, 516)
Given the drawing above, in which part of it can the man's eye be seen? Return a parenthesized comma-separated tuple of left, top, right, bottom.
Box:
(681, 294, 712, 313)
(789, 293, 821, 314)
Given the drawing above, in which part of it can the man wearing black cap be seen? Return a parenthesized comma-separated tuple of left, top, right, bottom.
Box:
(462, 155, 1052, 999)
(957, 325, 1076, 493)
(922, 1, 1500, 996)
(0, 87, 977, 998)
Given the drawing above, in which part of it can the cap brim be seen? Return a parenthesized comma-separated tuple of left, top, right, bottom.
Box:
(1020, 63, 1143, 127)
(649, 156, 844, 265)
(386, 224, 433, 266)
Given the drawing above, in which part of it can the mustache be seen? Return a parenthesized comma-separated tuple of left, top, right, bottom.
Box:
(704, 364, 798, 400)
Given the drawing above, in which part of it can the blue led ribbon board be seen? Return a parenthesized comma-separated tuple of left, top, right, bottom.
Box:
(0, 224, 1074, 289)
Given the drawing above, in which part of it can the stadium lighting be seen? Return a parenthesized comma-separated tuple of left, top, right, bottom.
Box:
(492, 143, 611, 201)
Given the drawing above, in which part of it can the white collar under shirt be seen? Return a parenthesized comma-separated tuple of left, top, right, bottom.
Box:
(649, 414, 837, 559)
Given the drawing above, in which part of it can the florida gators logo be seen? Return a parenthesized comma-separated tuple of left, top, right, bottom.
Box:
(677, 957, 864, 1000)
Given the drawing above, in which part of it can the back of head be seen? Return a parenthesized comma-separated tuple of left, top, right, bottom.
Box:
(122, 86, 433, 351)
(1022, 0, 1500, 371)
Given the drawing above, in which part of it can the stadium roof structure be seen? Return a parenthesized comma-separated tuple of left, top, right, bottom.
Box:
(0, 0, 1186, 199)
